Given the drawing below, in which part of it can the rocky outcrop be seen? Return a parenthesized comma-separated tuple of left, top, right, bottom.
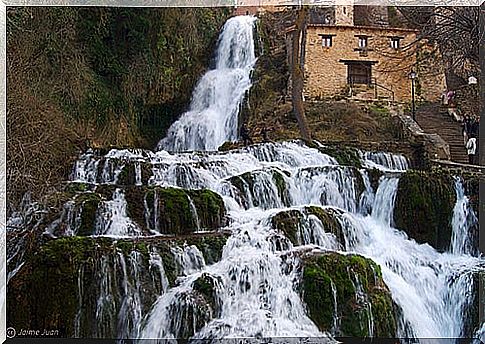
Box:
(7, 234, 230, 338)
(393, 170, 456, 251)
(301, 252, 397, 337)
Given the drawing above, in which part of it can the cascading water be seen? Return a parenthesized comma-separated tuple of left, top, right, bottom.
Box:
(158, 15, 257, 152)
(8, 14, 484, 342)
(65, 138, 484, 340)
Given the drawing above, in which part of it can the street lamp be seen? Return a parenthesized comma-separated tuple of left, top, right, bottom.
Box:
(408, 70, 417, 122)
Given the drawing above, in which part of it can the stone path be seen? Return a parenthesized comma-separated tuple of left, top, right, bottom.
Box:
(415, 102, 468, 164)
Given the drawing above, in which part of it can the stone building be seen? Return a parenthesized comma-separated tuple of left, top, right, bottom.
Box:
(301, 5, 446, 102)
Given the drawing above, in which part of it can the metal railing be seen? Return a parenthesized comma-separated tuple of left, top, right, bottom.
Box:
(370, 77, 395, 102)
(348, 77, 395, 102)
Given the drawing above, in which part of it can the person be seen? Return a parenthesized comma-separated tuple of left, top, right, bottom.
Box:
(240, 124, 253, 146)
(466, 134, 477, 165)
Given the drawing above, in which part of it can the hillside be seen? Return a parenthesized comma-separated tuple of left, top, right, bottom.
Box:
(7, 7, 231, 211)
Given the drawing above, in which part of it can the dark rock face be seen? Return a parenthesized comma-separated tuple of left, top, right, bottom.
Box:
(301, 252, 397, 338)
(393, 170, 456, 252)
(7, 235, 230, 338)
(271, 206, 345, 248)
(35, 184, 227, 237)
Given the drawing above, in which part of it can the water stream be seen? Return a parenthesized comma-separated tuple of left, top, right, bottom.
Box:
(7, 14, 483, 341)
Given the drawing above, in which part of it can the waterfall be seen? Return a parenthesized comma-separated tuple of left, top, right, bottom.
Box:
(361, 151, 409, 171)
(450, 176, 477, 255)
(94, 189, 141, 237)
(9, 14, 484, 342)
(64, 137, 484, 340)
(158, 15, 257, 152)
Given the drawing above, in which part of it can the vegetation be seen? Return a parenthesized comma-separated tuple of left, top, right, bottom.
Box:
(7, 234, 230, 337)
(302, 252, 397, 337)
(7, 7, 231, 212)
(393, 170, 456, 251)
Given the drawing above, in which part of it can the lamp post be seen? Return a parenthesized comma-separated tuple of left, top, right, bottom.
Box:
(408, 70, 417, 122)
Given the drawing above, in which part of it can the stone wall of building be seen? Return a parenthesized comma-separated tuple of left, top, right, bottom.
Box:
(304, 25, 419, 102)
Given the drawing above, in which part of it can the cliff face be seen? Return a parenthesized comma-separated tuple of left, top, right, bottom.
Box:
(7, 7, 231, 211)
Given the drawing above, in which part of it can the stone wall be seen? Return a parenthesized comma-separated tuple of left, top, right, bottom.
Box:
(393, 110, 451, 167)
(303, 25, 443, 103)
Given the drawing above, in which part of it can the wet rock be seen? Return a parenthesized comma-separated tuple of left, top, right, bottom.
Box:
(393, 170, 456, 252)
(271, 207, 345, 248)
(301, 251, 397, 337)
(7, 234, 230, 337)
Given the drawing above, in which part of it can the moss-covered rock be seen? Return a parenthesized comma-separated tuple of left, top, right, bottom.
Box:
(192, 272, 223, 317)
(271, 209, 304, 245)
(117, 161, 153, 186)
(271, 206, 345, 248)
(75, 192, 102, 236)
(393, 170, 456, 252)
(124, 186, 226, 235)
(305, 206, 345, 247)
(316, 144, 362, 168)
(301, 252, 397, 337)
(7, 233, 230, 337)
(229, 168, 291, 209)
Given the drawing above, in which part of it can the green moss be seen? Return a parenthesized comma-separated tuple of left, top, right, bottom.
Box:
(75, 192, 102, 236)
(302, 252, 397, 337)
(64, 182, 89, 193)
(271, 209, 304, 245)
(394, 170, 456, 251)
(125, 186, 226, 235)
(7, 234, 229, 335)
(317, 145, 362, 168)
(187, 189, 226, 230)
(305, 206, 345, 247)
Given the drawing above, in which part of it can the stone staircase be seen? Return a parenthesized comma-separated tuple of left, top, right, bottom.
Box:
(415, 102, 468, 164)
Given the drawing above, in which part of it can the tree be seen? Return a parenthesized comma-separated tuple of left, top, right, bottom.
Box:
(290, 6, 312, 142)
(398, 6, 480, 83)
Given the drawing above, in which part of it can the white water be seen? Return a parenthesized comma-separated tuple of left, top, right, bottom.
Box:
(9, 14, 484, 342)
(158, 15, 257, 152)
(450, 176, 478, 255)
(95, 188, 141, 237)
(68, 139, 484, 340)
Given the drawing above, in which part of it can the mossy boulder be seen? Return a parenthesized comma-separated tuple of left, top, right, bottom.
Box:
(301, 252, 397, 337)
(117, 161, 153, 185)
(271, 209, 304, 245)
(7, 233, 230, 337)
(316, 144, 362, 168)
(75, 192, 102, 236)
(125, 186, 226, 235)
(271, 206, 345, 248)
(305, 206, 345, 247)
(228, 168, 291, 209)
(192, 272, 223, 317)
(393, 170, 456, 252)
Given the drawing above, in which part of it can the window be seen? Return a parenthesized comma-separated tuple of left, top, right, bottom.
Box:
(321, 35, 333, 47)
(390, 37, 401, 49)
(358, 36, 368, 48)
